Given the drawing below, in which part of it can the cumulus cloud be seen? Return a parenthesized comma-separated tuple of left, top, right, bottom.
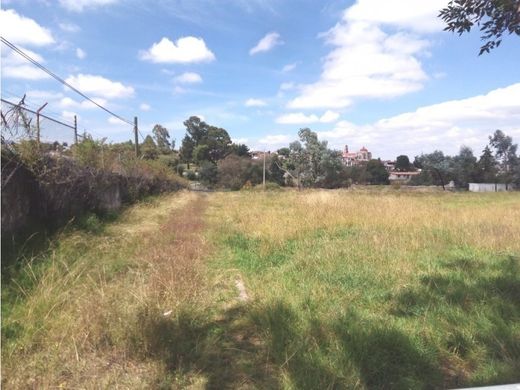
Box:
(276, 110, 340, 124)
(0, 9, 54, 46)
(140, 103, 151, 111)
(249, 32, 283, 55)
(288, 0, 447, 109)
(65, 74, 134, 99)
(76, 48, 86, 59)
(317, 83, 520, 159)
(59, 0, 119, 12)
(245, 98, 267, 107)
(174, 72, 203, 84)
(140, 37, 215, 64)
(1, 48, 50, 80)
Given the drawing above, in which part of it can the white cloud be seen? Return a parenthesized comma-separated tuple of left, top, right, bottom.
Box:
(233, 137, 249, 144)
(174, 72, 203, 84)
(140, 103, 151, 111)
(276, 110, 340, 124)
(249, 32, 283, 55)
(108, 116, 127, 125)
(1, 48, 50, 80)
(317, 83, 520, 159)
(59, 0, 118, 12)
(282, 62, 298, 72)
(259, 134, 291, 145)
(59, 96, 108, 110)
(245, 98, 267, 107)
(59, 22, 80, 32)
(320, 110, 340, 123)
(76, 48, 86, 59)
(344, 0, 447, 33)
(64, 74, 134, 99)
(140, 36, 215, 64)
(288, 1, 447, 109)
(0, 9, 54, 46)
(61, 110, 79, 122)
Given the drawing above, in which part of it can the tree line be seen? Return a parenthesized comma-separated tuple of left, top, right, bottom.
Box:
(139, 116, 519, 190)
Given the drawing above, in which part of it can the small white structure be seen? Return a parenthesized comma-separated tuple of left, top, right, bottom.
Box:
(388, 171, 420, 183)
(468, 183, 510, 192)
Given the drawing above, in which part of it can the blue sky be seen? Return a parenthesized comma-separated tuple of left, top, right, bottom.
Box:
(1, 0, 519, 159)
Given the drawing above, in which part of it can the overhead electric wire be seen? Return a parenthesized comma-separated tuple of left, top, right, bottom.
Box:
(1, 36, 134, 126)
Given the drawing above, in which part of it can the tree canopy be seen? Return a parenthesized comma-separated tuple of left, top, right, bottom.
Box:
(439, 0, 520, 54)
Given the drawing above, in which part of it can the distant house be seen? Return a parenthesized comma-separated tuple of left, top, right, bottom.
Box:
(383, 160, 396, 172)
(342, 145, 372, 166)
(388, 171, 420, 183)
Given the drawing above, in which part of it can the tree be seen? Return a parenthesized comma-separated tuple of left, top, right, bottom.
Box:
(452, 146, 478, 188)
(217, 154, 251, 190)
(179, 135, 195, 169)
(268, 155, 285, 186)
(152, 124, 172, 154)
(205, 126, 232, 163)
(184, 116, 207, 144)
(414, 151, 453, 190)
(439, 0, 520, 55)
(230, 143, 251, 157)
(489, 129, 518, 183)
(476, 145, 498, 182)
(365, 159, 390, 185)
(141, 135, 158, 160)
(395, 155, 413, 171)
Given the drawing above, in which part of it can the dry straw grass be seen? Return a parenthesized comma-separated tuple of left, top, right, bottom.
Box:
(2, 191, 211, 388)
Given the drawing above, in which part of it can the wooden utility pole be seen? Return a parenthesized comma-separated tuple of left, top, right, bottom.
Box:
(73, 115, 78, 144)
(36, 102, 48, 145)
(134, 116, 139, 157)
(263, 149, 266, 191)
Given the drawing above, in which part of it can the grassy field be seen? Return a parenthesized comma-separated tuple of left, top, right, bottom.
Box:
(2, 188, 520, 389)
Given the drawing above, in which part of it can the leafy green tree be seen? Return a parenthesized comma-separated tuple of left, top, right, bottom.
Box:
(440, 0, 520, 55)
(452, 146, 478, 188)
(489, 129, 518, 183)
(230, 143, 251, 157)
(198, 161, 218, 186)
(476, 145, 498, 182)
(179, 135, 195, 169)
(205, 126, 232, 163)
(184, 116, 207, 144)
(395, 155, 413, 171)
(152, 124, 172, 154)
(193, 144, 210, 163)
(141, 135, 158, 160)
(268, 155, 285, 186)
(365, 159, 389, 185)
(414, 151, 453, 190)
(277, 147, 290, 158)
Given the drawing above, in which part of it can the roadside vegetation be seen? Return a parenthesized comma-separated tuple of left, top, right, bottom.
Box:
(2, 188, 519, 388)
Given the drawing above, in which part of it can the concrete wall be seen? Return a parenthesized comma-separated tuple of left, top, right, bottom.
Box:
(1, 155, 183, 236)
(468, 183, 510, 192)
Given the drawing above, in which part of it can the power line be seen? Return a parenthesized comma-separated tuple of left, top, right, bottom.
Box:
(1, 36, 134, 126)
